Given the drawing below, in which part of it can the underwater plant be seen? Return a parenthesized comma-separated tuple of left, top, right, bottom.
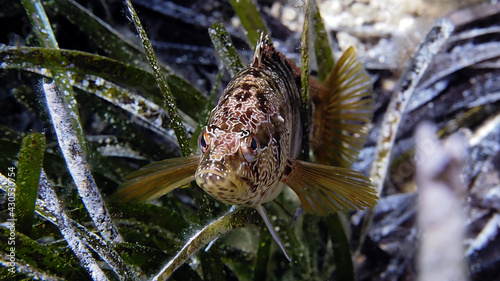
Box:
(2, 0, 500, 280)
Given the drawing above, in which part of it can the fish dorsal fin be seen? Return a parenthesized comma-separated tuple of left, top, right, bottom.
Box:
(310, 46, 373, 167)
(282, 159, 378, 215)
(113, 155, 200, 202)
(250, 34, 301, 79)
(251, 33, 271, 68)
(256, 205, 292, 261)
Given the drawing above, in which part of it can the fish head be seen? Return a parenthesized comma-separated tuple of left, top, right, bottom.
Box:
(195, 124, 279, 205)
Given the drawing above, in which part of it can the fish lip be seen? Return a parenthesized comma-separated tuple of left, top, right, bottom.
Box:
(194, 169, 227, 182)
(195, 164, 246, 195)
(194, 160, 230, 179)
(195, 169, 242, 188)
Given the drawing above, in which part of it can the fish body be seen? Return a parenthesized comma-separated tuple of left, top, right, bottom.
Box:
(115, 36, 378, 260)
(195, 40, 301, 207)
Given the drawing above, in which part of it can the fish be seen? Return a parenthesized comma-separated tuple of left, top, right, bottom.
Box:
(114, 35, 378, 261)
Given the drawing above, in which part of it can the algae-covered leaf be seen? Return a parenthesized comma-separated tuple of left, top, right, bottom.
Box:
(20, 0, 86, 151)
(228, 0, 269, 48)
(0, 46, 206, 121)
(209, 22, 244, 77)
(45, 0, 209, 120)
(47, 0, 147, 67)
(113, 202, 190, 235)
(42, 78, 121, 243)
(305, 1, 358, 280)
(358, 19, 455, 251)
(124, 0, 191, 157)
(251, 227, 272, 281)
(300, 0, 312, 161)
(310, 0, 335, 82)
(15, 133, 45, 236)
(0, 227, 86, 280)
(153, 208, 262, 279)
(327, 213, 356, 281)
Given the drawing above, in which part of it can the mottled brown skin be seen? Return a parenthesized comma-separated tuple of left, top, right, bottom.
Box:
(195, 40, 302, 207)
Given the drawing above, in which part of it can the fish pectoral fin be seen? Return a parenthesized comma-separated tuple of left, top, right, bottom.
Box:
(113, 155, 200, 202)
(282, 159, 378, 215)
(310, 46, 373, 167)
(256, 205, 292, 262)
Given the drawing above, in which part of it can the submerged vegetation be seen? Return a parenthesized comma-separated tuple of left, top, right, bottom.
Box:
(1, 0, 500, 280)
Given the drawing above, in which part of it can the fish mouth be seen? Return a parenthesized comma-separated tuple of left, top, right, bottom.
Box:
(195, 161, 246, 202)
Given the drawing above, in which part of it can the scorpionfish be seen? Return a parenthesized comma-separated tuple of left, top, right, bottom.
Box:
(115, 35, 378, 261)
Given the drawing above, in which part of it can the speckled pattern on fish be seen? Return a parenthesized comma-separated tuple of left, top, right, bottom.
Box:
(195, 39, 302, 207)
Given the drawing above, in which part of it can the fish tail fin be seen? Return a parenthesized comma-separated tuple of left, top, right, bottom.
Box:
(310, 46, 373, 167)
(113, 155, 200, 202)
(283, 159, 378, 215)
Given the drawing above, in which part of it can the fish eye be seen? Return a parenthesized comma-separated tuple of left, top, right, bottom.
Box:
(200, 135, 207, 150)
(199, 128, 209, 153)
(240, 134, 260, 162)
(249, 135, 259, 153)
